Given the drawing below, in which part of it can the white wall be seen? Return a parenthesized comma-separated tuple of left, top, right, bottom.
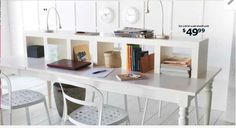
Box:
(203, 1, 234, 112)
(225, 12, 235, 123)
(1, 0, 11, 56)
(4, 0, 235, 111)
(8, 0, 24, 56)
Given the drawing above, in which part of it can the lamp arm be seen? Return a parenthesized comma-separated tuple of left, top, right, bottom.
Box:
(46, 7, 62, 31)
(228, 0, 234, 5)
(146, 0, 150, 13)
(54, 8, 62, 28)
(159, 0, 164, 36)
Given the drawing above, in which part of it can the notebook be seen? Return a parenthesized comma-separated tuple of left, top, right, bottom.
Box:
(47, 59, 91, 70)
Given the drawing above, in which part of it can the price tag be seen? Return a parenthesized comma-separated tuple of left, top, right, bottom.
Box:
(178, 25, 209, 37)
(182, 28, 205, 36)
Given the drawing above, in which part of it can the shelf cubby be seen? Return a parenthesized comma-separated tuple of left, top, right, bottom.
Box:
(26, 36, 44, 46)
(97, 42, 114, 66)
(46, 38, 68, 61)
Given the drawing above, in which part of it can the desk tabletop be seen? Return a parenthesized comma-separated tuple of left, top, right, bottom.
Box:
(0, 57, 221, 96)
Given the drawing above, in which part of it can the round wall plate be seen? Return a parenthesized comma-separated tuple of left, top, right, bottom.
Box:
(99, 7, 114, 24)
(124, 7, 139, 24)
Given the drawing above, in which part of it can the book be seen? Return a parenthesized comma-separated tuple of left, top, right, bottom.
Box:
(161, 56, 192, 78)
(161, 64, 191, 70)
(126, 45, 129, 70)
(162, 56, 191, 66)
(161, 64, 191, 78)
(73, 44, 91, 62)
(128, 45, 132, 71)
(160, 71, 191, 78)
(132, 47, 141, 71)
(126, 44, 140, 71)
(114, 27, 154, 38)
(130, 44, 140, 71)
(116, 73, 145, 81)
(135, 51, 148, 71)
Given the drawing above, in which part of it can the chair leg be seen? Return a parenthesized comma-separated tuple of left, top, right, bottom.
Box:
(126, 117, 130, 125)
(61, 98, 68, 125)
(137, 97, 142, 112)
(61, 107, 66, 125)
(25, 107, 31, 125)
(92, 92, 95, 102)
(106, 92, 109, 104)
(158, 101, 162, 118)
(44, 100, 51, 125)
(194, 96, 199, 125)
(141, 98, 149, 125)
(124, 95, 128, 111)
(0, 109, 3, 125)
(9, 109, 12, 125)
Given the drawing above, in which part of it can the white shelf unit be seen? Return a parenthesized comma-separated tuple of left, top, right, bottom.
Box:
(23, 31, 208, 78)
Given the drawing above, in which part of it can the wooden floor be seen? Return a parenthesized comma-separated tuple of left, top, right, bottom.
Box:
(0, 75, 235, 125)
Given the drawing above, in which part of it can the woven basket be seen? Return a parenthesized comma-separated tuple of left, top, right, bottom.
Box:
(104, 51, 121, 68)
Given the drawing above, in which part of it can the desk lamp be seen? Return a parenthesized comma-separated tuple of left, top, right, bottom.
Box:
(45, 7, 62, 33)
(146, 0, 169, 39)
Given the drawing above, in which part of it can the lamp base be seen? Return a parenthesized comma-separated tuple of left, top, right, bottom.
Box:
(45, 30, 54, 33)
(155, 34, 169, 40)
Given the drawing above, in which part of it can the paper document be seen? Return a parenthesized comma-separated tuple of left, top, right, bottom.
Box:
(82, 67, 114, 78)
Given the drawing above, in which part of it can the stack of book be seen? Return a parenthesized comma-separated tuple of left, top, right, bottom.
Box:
(114, 27, 154, 38)
(126, 44, 148, 71)
(116, 73, 145, 81)
(161, 56, 192, 78)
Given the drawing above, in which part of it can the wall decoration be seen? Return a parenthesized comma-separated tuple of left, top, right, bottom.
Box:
(99, 7, 114, 24)
(124, 7, 139, 24)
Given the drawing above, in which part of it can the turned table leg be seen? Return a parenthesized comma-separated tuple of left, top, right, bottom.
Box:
(178, 107, 189, 125)
(204, 82, 213, 125)
(178, 95, 191, 125)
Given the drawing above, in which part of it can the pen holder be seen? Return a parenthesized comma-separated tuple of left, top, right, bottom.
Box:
(104, 51, 121, 68)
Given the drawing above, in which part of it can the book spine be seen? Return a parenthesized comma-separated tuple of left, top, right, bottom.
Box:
(126, 44, 129, 70)
(132, 48, 136, 71)
(128, 45, 132, 71)
(136, 52, 141, 71)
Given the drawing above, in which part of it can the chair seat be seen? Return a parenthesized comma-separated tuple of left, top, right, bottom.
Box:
(1, 89, 45, 109)
(69, 104, 128, 125)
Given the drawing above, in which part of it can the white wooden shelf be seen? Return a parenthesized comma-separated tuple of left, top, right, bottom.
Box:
(23, 31, 209, 78)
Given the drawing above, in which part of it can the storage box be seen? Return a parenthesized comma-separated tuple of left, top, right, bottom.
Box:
(46, 44, 59, 62)
(104, 51, 121, 68)
(27, 45, 44, 58)
(140, 53, 154, 73)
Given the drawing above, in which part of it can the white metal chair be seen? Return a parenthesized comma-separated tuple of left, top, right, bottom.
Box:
(105, 92, 142, 112)
(141, 97, 199, 125)
(58, 78, 130, 125)
(0, 71, 51, 125)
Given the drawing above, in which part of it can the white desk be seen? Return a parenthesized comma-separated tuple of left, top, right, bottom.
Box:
(0, 57, 221, 125)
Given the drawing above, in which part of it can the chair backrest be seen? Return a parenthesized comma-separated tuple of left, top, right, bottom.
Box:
(0, 71, 12, 109)
(58, 78, 104, 125)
